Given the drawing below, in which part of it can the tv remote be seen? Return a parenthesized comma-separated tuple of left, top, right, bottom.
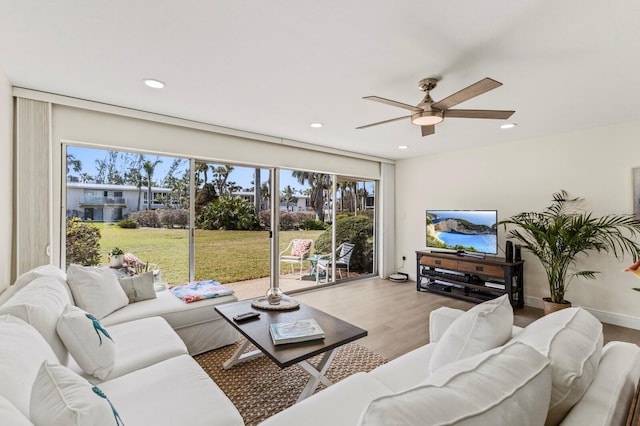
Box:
(233, 312, 260, 322)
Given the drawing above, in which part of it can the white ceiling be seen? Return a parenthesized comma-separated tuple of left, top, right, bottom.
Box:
(1, 1, 639, 161)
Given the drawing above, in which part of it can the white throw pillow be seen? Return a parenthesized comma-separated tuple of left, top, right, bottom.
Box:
(0, 395, 32, 426)
(0, 264, 70, 307)
(429, 294, 513, 372)
(0, 314, 58, 417)
(30, 362, 123, 426)
(509, 307, 603, 426)
(118, 271, 157, 303)
(0, 277, 71, 364)
(359, 342, 552, 426)
(57, 305, 116, 380)
(66, 265, 129, 319)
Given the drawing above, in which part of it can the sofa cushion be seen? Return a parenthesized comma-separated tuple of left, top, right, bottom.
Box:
(66, 264, 129, 319)
(369, 343, 436, 393)
(30, 362, 122, 426)
(0, 396, 33, 426)
(99, 355, 244, 426)
(555, 341, 640, 426)
(0, 264, 69, 307)
(359, 342, 552, 426)
(57, 305, 116, 380)
(429, 294, 513, 372)
(509, 307, 603, 426)
(0, 314, 58, 417)
(118, 271, 157, 303)
(67, 316, 188, 382)
(0, 277, 70, 363)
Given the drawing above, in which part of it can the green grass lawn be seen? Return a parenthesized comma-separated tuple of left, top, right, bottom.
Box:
(98, 224, 323, 284)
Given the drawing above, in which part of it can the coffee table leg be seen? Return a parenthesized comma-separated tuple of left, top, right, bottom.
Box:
(223, 339, 264, 370)
(296, 348, 338, 402)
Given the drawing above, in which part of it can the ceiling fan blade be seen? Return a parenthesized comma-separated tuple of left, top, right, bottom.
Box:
(356, 115, 410, 129)
(421, 125, 435, 137)
(431, 78, 503, 111)
(444, 109, 515, 119)
(363, 96, 423, 112)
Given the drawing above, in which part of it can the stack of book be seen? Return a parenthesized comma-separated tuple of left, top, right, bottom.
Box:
(269, 318, 325, 345)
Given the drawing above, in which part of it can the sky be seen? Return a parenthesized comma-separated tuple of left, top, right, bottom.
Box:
(66, 146, 308, 192)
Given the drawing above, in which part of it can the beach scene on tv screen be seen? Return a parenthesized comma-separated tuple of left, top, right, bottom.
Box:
(425, 210, 497, 254)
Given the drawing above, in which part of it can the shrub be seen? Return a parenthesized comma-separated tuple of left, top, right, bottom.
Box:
(65, 217, 101, 266)
(302, 218, 329, 230)
(129, 210, 159, 228)
(315, 215, 373, 272)
(117, 218, 138, 229)
(158, 209, 189, 228)
(196, 196, 260, 230)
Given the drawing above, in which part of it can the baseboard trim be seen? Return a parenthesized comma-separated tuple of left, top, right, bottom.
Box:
(524, 296, 640, 330)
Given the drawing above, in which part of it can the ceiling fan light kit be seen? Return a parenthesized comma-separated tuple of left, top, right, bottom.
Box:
(357, 76, 515, 137)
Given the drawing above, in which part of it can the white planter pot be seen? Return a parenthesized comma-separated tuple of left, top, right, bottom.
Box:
(109, 254, 124, 268)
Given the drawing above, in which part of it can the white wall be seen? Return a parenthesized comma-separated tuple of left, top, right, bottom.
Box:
(396, 120, 640, 327)
(0, 68, 13, 290)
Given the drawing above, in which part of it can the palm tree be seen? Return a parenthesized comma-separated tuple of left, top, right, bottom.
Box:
(195, 161, 209, 186)
(66, 153, 82, 175)
(143, 158, 162, 210)
(281, 185, 298, 211)
(292, 171, 331, 221)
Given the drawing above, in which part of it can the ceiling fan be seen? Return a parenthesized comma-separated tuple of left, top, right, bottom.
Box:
(356, 77, 515, 137)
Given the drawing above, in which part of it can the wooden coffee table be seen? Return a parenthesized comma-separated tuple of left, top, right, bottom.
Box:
(215, 299, 367, 402)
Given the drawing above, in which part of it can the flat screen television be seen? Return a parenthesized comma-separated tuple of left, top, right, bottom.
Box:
(425, 210, 498, 255)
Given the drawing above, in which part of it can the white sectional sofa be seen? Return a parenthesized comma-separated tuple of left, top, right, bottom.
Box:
(0, 264, 243, 425)
(260, 295, 640, 426)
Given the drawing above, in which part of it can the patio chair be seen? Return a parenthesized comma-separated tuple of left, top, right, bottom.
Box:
(316, 242, 355, 284)
(279, 239, 313, 279)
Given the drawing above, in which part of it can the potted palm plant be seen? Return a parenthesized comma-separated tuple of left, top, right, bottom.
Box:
(500, 190, 640, 314)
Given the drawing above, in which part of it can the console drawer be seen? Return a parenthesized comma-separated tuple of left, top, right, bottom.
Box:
(456, 261, 504, 278)
(420, 256, 458, 270)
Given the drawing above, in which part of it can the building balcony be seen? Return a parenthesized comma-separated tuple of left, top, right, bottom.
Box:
(79, 196, 127, 207)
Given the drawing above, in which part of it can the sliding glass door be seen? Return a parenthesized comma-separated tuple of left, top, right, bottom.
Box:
(64, 146, 378, 299)
(192, 162, 271, 300)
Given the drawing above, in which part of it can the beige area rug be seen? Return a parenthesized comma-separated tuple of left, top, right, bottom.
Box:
(194, 342, 388, 426)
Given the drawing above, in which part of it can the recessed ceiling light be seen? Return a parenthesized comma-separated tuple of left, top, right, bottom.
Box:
(500, 123, 517, 129)
(398, 145, 408, 150)
(310, 122, 323, 128)
(143, 79, 165, 89)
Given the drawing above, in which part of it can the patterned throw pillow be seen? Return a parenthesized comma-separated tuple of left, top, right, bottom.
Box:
(292, 240, 312, 257)
(30, 362, 124, 426)
(57, 305, 116, 380)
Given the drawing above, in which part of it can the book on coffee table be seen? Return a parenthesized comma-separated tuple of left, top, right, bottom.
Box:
(270, 318, 325, 345)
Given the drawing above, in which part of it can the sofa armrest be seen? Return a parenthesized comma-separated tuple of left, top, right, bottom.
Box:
(429, 307, 464, 343)
(559, 341, 640, 426)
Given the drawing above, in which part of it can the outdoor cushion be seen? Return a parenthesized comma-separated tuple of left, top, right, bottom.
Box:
(57, 305, 116, 380)
(428, 293, 513, 372)
(66, 264, 129, 319)
(0, 314, 58, 417)
(118, 271, 157, 303)
(0, 277, 71, 363)
(509, 307, 603, 426)
(359, 342, 552, 426)
(292, 240, 312, 257)
(30, 362, 122, 426)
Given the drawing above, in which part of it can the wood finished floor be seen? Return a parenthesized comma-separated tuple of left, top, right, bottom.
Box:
(292, 277, 640, 360)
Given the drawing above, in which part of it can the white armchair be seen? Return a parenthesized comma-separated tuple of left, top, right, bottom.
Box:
(279, 239, 313, 279)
